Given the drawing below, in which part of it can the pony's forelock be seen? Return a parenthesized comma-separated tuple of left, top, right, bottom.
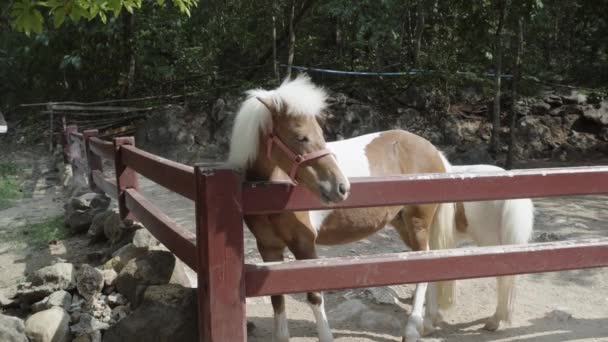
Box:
(227, 75, 328, 169)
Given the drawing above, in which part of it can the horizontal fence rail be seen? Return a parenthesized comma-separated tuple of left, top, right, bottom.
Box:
(62, 124, 608, 342)
(91, 170, 118, 199)
(89, 137, 115, 160)
(242, 166, 608, 214)
(121, 145, 196, 200)
(244, 238, 608, 297)
(125, 189, 198, 271)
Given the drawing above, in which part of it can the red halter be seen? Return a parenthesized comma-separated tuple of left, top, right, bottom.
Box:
(266, 132, 334, 182)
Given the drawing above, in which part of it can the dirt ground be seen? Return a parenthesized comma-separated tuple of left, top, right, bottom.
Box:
(1, 147, 607, 341)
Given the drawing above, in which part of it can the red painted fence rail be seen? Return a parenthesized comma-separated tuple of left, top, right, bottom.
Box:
(63, 126, 608, 342)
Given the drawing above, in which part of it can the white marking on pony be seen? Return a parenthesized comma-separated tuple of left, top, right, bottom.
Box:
(0, 125, 6, 133)
(309, 300, 333, 342)
(405, 282, 427, 340)
(308, 132, 381, 231)
(273, 311, 290, 342)
(227, 74, 328, 169)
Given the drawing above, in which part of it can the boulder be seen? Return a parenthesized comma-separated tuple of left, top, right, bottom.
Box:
(543, 94, 563, 107)
(105, 243, 147, 273)
(87, 211, 115, 242)
(115, 251, 190, 306)
(530, 101, 551, 115)
(89, 194, 111, 212)
(72, 330, 101, 342)
(362, 287, 399, 305)
(582, 101, 608, 126)
(76, 265, 104, 301)
(1, 291, 16, 308)
(70, 313, 109, 337)
(102, 212, 123, 244)
(0, 313, 28, 342)
(102, 269, 118, 287)
(32, 263, 76, 291)
(132, 229, 159, 250)
(102, 285, 198, 342)
(32, 290, 72, 313)
(25, 307, 71, 342)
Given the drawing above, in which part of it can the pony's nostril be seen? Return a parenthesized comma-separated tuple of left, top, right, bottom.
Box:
(338, 183, 347, 196)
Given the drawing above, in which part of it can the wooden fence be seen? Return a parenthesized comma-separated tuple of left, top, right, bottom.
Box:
(63, 124, 608, 342)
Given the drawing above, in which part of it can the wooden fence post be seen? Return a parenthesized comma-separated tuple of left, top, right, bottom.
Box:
(194, 164, 246, 342)
(83, 129, 102, 192)
(63, 125, 78, 164)
(113, 137, 139, 220)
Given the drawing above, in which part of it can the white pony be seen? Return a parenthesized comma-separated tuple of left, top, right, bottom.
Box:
(419, 161, 535, 338)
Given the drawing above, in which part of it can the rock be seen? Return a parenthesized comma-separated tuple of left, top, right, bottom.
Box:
(76, 265, 104, 301)
(106, 293, 127, 307)
(70, 314, 109, 336)
(32, 263, 76, 291)
(72, 330, 101, 342)
(32, 291, 72, 313)
(1, 291, 16, 308)
(88, 211, 115, 242)
(103, 212, 123, 244)
(25, 307, 71, 342)
(102, 285, 198, 342)
(582, 101, 608, 126)
(362, 287, 399, 305)
(0, 313, 28, 342)
(547, 307, 572, 321)
(562, 91, 588, 105)
(543, 94, 563, 107)
(65, 210, 95, 235)
(329, 299, 367, 323)
(106, 243, 147, 273)
(534, 232, 562, 242)
(450, 143, 494, 165)
(70, 193, 97, 211)
(115, 251, 191, 306)
(110, 305, 130, 322)
(90, 194, 111, 212)
(132, 229, 159, 250)
(531, 101, 551, 115)
(102, 269, 118, 287)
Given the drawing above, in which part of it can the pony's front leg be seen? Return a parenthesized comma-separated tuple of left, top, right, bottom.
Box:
(258, 244, 290, 342)
(290, 240, 334, 342)
(423, 282, 443, 335)
(307, 291, 333, 342)
(404, 282, 428, 342)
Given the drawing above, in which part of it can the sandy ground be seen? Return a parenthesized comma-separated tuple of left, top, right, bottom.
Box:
(1, 149, 607, 341)
(137, 172, 608, 342)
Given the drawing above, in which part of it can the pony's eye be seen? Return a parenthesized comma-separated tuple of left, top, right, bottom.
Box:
(297, 136, 309, 143)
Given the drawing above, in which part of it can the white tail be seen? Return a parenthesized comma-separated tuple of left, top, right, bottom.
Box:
(429, 201, 456, 309)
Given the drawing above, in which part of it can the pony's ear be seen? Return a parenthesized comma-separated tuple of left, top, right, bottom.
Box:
(256, 96, 277, 114)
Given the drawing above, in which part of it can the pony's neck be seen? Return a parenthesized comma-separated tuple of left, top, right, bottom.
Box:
(246, 134, 287, 182)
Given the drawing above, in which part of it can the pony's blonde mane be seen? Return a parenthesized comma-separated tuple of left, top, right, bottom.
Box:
(227, 74, 328, 169)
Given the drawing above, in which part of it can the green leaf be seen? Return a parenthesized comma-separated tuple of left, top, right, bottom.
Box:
(53, 7, 66, 27)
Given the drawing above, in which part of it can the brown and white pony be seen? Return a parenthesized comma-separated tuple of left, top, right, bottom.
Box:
(228, 75, 455, 342)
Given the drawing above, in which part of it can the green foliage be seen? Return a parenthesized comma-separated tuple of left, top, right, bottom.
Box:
(1, 0, 607, 110)
(0, 162, 22, 210)
(4, 216, 68, 248)
(9, 0, 197, 35)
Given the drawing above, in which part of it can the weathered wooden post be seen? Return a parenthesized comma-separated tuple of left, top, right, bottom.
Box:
(194, 164, 246, 342)
(113, 137, 139, 220)
(82, 129, 102, 192)
(63, 125, 78, 164)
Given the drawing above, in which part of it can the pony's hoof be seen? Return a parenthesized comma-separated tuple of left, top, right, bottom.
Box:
(483, 318, 500, 331)
(423, 320, 436, 336)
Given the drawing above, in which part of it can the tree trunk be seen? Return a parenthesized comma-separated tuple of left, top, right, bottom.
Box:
(490, 0, 507, 156)
(412, 1, 426, 67)
(286, 1, 296, 79)
(273, 15, 279, 83)
(121, 12, 135, 98)
(506, 18, 524, 170)
(248, 0, 316, 78)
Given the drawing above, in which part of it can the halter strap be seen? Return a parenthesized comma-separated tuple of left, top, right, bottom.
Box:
(266, 132, 333, 182)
